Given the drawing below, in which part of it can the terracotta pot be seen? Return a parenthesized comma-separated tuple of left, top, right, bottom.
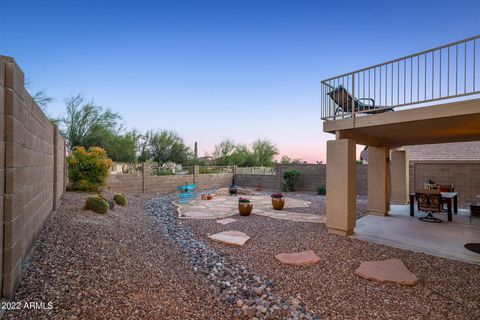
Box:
(271, 197, 285, 210)
(206, 195, 213, 200)
(238, 202, 253, 216)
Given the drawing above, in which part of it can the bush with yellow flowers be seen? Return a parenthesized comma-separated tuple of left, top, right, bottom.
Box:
(67, 146, 113, 192)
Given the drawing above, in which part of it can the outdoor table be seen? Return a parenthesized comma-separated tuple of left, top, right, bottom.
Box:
(409, 192, 458, 221)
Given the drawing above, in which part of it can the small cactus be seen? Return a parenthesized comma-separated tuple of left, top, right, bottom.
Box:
(113, 193, 127, 206)
(85, 196, 109, 214)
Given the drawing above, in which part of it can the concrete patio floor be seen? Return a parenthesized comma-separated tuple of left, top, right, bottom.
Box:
(352, 205, 480, 265)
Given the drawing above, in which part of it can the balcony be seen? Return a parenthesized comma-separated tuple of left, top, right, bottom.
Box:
(321, 35, 480, 121)
(322, 35, 480, 147)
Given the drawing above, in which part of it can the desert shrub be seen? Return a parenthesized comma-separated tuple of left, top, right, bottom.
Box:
(68, 146, 112, 192)
(113, 193, 127, 206)
(318, 185, 326, 195)
(85, 195, 109, 214)
(151, 167, 175, 176)
(283, 169, 301, 192)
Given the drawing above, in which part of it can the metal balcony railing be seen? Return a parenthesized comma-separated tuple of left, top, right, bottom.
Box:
(321, 35, 480, 120)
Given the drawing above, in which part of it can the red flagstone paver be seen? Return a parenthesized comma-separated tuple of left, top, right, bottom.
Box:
(355, 258, 418, 285)
(207, 231, 250, 246)
(182, 211, 213, 219)
(216, 218, 237, 225)
(274, 250, 320, 266)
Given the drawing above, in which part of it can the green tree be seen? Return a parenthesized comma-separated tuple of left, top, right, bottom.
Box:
(86, 129, 138, 163)
(136, 132, 151, 163)
(147, 130, 190, 166)
(32, 91, 54, 112)
(59, 94, 121, 150)
(251, 139, 279, 166)
(280, 155, 302, 164)
(230, 144, 255, 167)
(213, 139, 236, 165)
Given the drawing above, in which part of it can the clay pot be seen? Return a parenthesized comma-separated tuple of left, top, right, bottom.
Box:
(238, 202, 253, 216)
(206, 195, 213, 200)
(271, 197, 285, 210)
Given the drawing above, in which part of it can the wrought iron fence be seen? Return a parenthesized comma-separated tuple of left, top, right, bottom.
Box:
(198, 166, 233, 174)
(236, 167, 276, 175)
(321, 35, 480, 120)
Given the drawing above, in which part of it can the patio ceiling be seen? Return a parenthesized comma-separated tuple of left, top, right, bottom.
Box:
(323, 98, 480, 147)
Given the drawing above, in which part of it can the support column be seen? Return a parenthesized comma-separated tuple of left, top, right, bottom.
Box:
(326, 139, 356, 236)
(368, 146, 390, 215)
(390, 150, 409, 204)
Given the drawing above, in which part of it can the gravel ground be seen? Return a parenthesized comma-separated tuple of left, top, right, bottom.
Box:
(5, 192, 236, 320)
(5, 191, 479, 320)
(185, 215, 480, 319)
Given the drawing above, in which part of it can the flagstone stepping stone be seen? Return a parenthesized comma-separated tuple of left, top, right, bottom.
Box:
(207, 231, 250, 246)
(216, 218, 237, 225)
(182, 211, 213, 219)
(275, 250, 320, 266)
(355, 258, 418, 285)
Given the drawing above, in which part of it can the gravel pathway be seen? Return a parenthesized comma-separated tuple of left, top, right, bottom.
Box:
(146, 196, 318, 319)
(5, 191, 480, 319)
(185, 215, 480, 319)
(5, 192, 235, 320)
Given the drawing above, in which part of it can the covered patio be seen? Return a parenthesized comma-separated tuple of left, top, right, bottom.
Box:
(353, 205, 480, 265)
(322, 35, 480, 263)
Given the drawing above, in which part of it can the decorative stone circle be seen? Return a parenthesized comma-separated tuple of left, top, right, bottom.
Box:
(216, 218, 237, 225)
(207, 231, 250, 246)
(182, 211, 214, 219)
(355, 258, 418, 285)
(274, 250, 320, 266)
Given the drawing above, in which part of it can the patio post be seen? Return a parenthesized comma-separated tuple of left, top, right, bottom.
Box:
(326, 139, 356, 236)
(390, 150, 409, 204)
(367, 146, 391, 215)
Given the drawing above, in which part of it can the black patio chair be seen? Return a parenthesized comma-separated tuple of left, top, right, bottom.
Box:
(416, 188, 443, 223)
(327, 85, 394, 118)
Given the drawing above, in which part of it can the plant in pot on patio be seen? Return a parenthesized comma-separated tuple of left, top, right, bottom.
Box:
(238, 197, 253, 216)
(271, 192, 285, 210)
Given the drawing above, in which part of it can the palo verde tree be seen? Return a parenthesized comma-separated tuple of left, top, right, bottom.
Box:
(146, 130, 190, 166)
(59, 94, 121, 150)
(251, 139, 279, 167)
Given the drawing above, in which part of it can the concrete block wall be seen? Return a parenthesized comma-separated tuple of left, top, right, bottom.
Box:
(236, 164, 368, 195)
(107, 165, 233, 194)
(410, 161, 480, 201)
(1, 56, 66, 299)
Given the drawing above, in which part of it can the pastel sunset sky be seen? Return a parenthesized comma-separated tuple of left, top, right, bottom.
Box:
(1, 0, 478, 162)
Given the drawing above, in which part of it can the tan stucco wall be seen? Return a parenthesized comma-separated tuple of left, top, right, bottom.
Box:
(1, 56, 66, 298)
(391, 150, 409, 204)
(367, 146, 390, 215)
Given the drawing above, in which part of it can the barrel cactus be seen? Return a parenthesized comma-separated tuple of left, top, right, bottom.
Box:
(113, 193, 127, 206)
(98, 194, 115, 210)
(85, 196, 109, 214)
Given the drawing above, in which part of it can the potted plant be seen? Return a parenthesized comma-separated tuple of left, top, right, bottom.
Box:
(238, 197, 253, 216)
(271, 193, 285, 210)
